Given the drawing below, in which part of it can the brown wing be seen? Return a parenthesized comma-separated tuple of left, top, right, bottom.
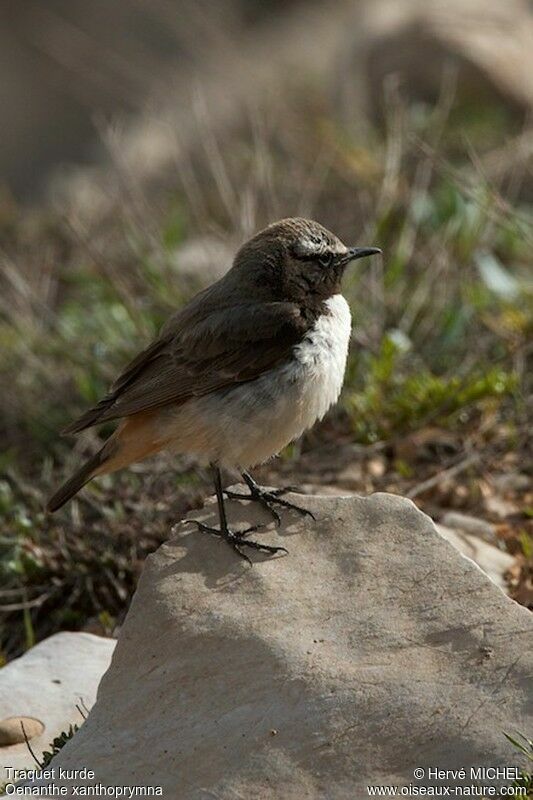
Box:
(63, 300, 309, 434)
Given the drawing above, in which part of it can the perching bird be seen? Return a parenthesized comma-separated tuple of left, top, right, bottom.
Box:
(47, 218, 380, 559)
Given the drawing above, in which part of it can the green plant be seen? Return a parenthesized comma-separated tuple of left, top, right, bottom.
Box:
(0, 65, 531, 658)
(344, 334, 518, 444)
(502, 732, 533, 798)
(40, 725, 80, 769)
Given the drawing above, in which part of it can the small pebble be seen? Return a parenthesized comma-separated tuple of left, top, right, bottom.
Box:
(0, 716, 44, 747)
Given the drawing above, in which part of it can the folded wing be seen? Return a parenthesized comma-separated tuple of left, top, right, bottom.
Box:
(63, 300, 309, 434)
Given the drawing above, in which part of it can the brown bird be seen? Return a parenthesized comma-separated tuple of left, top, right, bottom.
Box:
(47, 218, 380, 559)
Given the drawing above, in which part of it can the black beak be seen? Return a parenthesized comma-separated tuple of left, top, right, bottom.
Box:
(343, 246, 382, 265)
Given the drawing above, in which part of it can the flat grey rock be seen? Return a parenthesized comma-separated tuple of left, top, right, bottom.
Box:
(435, 523, 515, 592)
(0, 632, 115, 783)
(440, 512, 497, 544)
(29, 492, 533, 798)
(358, 0, 533, 118)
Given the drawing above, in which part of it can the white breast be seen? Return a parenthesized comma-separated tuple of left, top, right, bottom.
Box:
(290, 293, 352, 429)
(165, 294, 352, 469)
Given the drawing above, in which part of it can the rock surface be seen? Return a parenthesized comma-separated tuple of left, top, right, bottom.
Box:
(357, 0, 533, 118)
(0, 717, 44, 747)
(0, 633, 115, 782)
(29, 492, 533, 798)
(440, 512, 498, 545)
(435, 523, 515, 593)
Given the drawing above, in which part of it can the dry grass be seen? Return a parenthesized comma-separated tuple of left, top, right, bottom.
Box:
(0, 76, 532, 658)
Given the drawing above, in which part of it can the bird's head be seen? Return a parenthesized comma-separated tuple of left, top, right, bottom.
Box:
(232, 217, 381, 303)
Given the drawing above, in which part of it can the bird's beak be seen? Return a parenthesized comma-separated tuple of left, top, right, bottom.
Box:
(343, 246, 382, 266)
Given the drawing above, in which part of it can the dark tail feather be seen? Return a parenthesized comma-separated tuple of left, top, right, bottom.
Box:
(62, 397, 115, 435)
(46, 449, 107, 512)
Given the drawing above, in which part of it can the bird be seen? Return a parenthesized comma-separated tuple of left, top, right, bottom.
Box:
(47, 218, 381, 560)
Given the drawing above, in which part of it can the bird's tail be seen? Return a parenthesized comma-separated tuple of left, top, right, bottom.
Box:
(46, 410, 165, 513)
(46, 447, 110, 513)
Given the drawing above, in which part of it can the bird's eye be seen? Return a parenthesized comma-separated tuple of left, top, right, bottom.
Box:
(318, 253, 333, 268)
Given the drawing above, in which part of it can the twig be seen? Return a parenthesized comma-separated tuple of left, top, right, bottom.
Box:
(21, 721, 43, 770)
(0, 586, 49, 598)
(407, 454, 480, 499)
(0, 592, 52, 612)
(78, 697, 90, 718)
(412, 136, 533, 245)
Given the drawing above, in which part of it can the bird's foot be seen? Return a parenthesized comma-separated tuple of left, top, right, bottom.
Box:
(225, 479, 315, 527)
(185, 519, 288, 565)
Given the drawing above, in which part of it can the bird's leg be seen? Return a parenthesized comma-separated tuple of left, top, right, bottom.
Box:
(225, 471, 315, 528)
(186, 465, 288, 564)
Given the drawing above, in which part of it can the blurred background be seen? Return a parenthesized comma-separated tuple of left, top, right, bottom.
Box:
(1, 0, 532, 658)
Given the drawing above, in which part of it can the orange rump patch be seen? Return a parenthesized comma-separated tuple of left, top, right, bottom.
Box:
(95, 410, 167, 475)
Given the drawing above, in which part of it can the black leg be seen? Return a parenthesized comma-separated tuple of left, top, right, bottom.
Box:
(225, 471, 315, 527)
(213, 465, 229, 531)
(185, 464, 288, 564)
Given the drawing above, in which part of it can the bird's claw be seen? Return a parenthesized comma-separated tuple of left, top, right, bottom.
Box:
(225, 482, 315, 527)
(184, 518, 288, 564)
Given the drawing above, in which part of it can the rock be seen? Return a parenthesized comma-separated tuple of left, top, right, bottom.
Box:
(440, 511, 497, 544)
(336, 463, 364, 489)
(492, 472, 531, 493)
(435, 523, 515, 592)
(0, 717, 44, 747)
(298, 482, 357, 497)
(366, 456, 386, 478)
(0, 632, 115, 782)
(28, 492, 533, 798)
(353, 0, 533, 120)
(484, 493, 520, 519)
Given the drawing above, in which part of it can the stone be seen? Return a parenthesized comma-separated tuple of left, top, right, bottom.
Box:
(484, 493, 520, 519)
(336, 463, 364, 489)
(492, 473, 531, 493)
(0, 632, 115, 782)
(436, 523, 515, 592)
(0, 717, 44, 747)
(440, 511, 497, 544)
(346, 0, 533, 123)
(28, 492, 533, 798)
(366, 456, 386, 478)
